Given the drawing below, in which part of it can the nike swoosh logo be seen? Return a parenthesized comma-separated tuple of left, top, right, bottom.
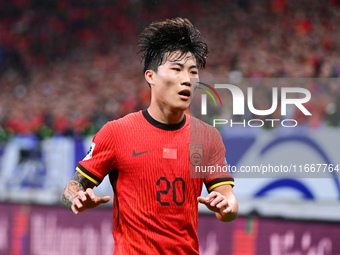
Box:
(133, 150, 153, 157)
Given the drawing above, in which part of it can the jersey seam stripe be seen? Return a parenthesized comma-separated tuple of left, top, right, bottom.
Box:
(76, 167, 100, 186)
(208, 181, 235, 192)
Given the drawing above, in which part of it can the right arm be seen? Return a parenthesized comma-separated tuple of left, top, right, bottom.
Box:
(62, 171, 110, 215)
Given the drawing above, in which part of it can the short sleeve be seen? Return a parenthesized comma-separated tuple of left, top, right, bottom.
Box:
(204, 128, 234, 192)
(77, 122, 117, 186)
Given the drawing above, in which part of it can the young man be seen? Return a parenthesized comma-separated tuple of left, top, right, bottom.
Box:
(62, 17, 238, 254)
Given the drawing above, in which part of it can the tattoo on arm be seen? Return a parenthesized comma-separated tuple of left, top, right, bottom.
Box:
(71, 171, 96, 190)
(62, 171, 96, 210)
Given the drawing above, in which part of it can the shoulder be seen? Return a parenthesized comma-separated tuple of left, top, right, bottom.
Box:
(188, 115, 221, 138)
(188, 115, 225, 154)
(105, 111, 143, 130)
(94, 111, 142, 141)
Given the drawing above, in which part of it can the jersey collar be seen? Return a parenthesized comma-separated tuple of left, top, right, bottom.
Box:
(142, 109, 186, 131)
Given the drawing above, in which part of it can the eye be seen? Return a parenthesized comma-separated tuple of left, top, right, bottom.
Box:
(172, 68, 181, 72)
(191, 70, 198, 75)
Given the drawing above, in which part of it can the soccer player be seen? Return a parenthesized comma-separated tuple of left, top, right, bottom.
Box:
(62, 17, 238, 254)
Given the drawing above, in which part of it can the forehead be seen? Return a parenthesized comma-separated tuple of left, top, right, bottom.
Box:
(163, 51, 197, 66)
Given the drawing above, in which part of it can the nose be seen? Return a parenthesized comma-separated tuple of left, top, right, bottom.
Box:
(181, 71, 191, 86)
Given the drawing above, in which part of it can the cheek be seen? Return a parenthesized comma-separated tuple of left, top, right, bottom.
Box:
(154, 82, 172, 100)
(158, 79, 177, 93)
(160, 73, 176, 87)
(153, 71, 179, 97)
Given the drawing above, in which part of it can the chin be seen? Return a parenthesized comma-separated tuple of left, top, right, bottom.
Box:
(171, 104, 189, 112)
(179, 103, 191, 110)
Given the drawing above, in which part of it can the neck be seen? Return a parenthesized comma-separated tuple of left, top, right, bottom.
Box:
(147, 104, 185, 125)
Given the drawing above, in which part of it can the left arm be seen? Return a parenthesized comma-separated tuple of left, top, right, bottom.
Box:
(198, 184, 238, 222)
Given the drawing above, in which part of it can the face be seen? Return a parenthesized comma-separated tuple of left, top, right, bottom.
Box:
(146, 51, 199, 112)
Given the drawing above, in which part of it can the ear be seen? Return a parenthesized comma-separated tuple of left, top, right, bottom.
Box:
(145, 70, 156, 86)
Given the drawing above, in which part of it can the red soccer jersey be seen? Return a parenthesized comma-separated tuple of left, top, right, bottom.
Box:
(77, 110, 234, 255)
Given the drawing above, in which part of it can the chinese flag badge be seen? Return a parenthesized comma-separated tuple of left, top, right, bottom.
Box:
(163, 148, 177, 159)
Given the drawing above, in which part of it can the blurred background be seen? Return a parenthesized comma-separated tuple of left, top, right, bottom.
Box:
(0, 0, 340, 254)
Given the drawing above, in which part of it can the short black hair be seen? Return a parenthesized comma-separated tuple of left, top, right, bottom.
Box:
(138, 17, 208, 74)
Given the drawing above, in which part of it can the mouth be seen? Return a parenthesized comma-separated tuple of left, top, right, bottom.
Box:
(178, 89, 191, 100)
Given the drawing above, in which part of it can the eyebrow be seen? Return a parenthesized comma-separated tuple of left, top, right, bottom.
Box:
(170, 62, 198, 69)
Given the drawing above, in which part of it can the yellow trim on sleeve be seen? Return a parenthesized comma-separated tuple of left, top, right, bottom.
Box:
(208, 181, 235, 192)
(76, 167, 99, 186)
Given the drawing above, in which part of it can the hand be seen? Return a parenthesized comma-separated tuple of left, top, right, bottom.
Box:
(198, 191, 236, 222)
(71, 188, 111, 215)
(198, 191, 231, 213)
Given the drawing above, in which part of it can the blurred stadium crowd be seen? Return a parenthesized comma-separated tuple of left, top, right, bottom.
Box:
(1, 0, 340, 139)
